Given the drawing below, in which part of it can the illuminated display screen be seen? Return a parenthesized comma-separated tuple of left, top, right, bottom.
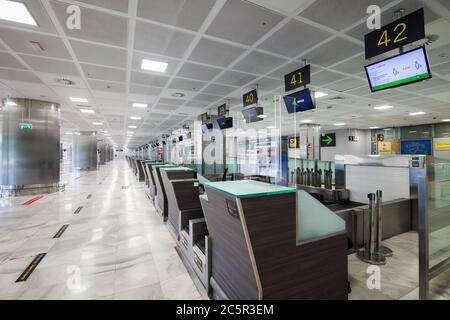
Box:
(365, 46, 432, 92)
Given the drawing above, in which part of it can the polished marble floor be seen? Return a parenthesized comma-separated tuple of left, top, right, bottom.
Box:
(0, 159, 202, 300)
(0, 158, 448, 300)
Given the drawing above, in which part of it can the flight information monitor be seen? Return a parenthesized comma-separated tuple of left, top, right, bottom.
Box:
(217, 117, 233, 130)
(365, 46, 432, 92)
(283, 88, 316, 114)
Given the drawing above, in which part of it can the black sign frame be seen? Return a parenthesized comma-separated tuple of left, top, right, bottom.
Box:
(243, 89, 258, 108)
(320, 133, 336, 147)
(284, 65, 311, 92)
(364, 8, 425, 60)
(200, 113, 209, 123)
(217, 104, 227, 117)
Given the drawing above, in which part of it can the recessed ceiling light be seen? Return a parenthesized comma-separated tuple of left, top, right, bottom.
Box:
(141, 59, 168, 73)
(409, 112, 426, 116)
(92, 122, 103, 126)
(172, 92, 186, 98)
(127, 131, 134, 134)
(5, 100, 17, 107)
(442, 119, 450, 122)
(100, 130, 107, 133)
(70, 97, 88, 103)
(369, 126, 380, 129)
(0, 0, 37, 26)
(374, 105, 393, 110)
(128, 125, 137, 129)
(132, 103, 148, 108)
(65, 132, 73, 135)
(80, 109, 95, 114)
(300, 119, 313, 123)
(314, 92, 328, 98)
(266, 126, 277, 129)
(334, 123, 346, 126)
(130, 116, 142, 120)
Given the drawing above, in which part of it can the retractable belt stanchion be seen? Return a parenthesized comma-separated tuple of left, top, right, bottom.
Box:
(357, 193, 386, 265)
(376, 190, 393, 257)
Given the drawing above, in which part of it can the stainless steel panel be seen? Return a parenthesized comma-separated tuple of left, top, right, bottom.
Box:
(72, 131, 97, 170)
(0, 98, 60, 191)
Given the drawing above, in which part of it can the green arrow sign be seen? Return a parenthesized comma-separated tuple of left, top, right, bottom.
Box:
(20, 123, 33, 130)
(321, 133, 336, 147)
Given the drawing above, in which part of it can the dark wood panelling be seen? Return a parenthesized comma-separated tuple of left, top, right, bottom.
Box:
(201, 187, 259, 300)
(242, 194, 348, 300)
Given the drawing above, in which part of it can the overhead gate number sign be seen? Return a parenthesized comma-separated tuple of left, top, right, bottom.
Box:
(284, 65, 311, 92)
(364, 8, 425, 60)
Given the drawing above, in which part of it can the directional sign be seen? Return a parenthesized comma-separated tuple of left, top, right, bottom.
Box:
(284, 65, 311, 92)
(20, 123, 33, 130)
(200, 112, 209, 123)
(217, 104, 227, 117)
(364, 8, 425, 60)
(377, 134, 384, 142)
(243, 89, 258, 107)
(288, 137, 299, 149)
(320, 133, 336, 147)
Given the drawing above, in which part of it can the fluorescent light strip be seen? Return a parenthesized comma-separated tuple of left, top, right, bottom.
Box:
(374, 105, 393, 110)
(133, 103, 148, 108)
(409, 112, 426, 116)
(92, 122, 103, 126)
(314, 92, 328, 99)
(70, 97, 89, 103)
(130, 117, 142, 120)
(80, 109, 95, 114)
(334, 123, 346, 126)
(128, 126, 137, 129)
(0, 0, 37, 26)
(442, 119, 450, 122)
(141, 59, 168, 73)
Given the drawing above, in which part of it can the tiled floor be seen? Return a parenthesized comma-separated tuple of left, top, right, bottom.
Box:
(0, 158, 448, 300)
(0, 159, 201, 300)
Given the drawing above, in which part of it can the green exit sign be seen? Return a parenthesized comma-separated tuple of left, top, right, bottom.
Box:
(20, 123, 33, 130)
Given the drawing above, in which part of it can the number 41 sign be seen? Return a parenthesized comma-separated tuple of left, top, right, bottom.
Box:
(364, 8, 425, 60)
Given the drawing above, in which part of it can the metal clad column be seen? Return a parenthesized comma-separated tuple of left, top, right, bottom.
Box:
(73, 131, 98, 171)
(0, 98, 61, 197)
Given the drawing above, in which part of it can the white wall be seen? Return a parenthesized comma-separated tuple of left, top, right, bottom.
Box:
(320, 129, 371, 162)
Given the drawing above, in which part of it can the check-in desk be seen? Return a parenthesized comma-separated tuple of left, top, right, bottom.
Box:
(143, 161, 163, 201)
(160, 167, 198, 233)
(200, 180, 348, 300)
(152, 164, 177, 220)
(135, 159, 146, 182)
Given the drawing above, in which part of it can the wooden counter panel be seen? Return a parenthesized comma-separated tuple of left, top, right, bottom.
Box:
(202, 187, 259, 300)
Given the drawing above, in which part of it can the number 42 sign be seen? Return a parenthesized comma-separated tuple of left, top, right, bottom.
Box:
(364, 8, 425, 60)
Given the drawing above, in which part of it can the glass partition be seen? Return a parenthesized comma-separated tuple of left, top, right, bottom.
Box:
(418, 157, 450, 299)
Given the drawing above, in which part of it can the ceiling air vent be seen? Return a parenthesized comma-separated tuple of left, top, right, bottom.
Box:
(29, 41, 45, 53)
(57, 78, 76, 86)
(330, 96, 345, 100)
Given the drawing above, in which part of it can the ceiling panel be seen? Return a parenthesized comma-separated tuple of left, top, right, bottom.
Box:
(130, 84, 163, 96)
(202, 83, 236, 95)
(258, 19, 331, 58)
(0, 52, 27, 70)
(71, 40, 127, 68)
(206, 0, 284, 45)
(192, 93, 220, 102)
(305, 38, 363, 67)
(310, 70, 346, 86)
(324, 77, 367, 92)
(177, 62, 222, 81)
(137, 0, 216, 31)
(233, 51, 288, 74)
(88, 79, 126, 93)
(188, 38, 245, 67)
(153, 104, 179, 112)
(71, 0, 129, 12)
(215, 70, 258, 86)
(159, 97, 186, 105)
(50, 1, 128, 47)
(134, 21, 194, 58)
(131, 72, 170, 87)
(0, 28, 71, 59)
(427, 43, 450, 66)
(168, 78, 207, 91)
(81, 64, 126, 82)
(19, 55, 80, 76)
(299, 0, 391, 31)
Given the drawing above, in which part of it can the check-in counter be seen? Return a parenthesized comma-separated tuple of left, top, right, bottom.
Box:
(160, 167, 198, 233)
(143, 161, 163, 201)
(200, 180, 348, 300)
(135, 159, 146, 182)
(152, 164, 177, 220)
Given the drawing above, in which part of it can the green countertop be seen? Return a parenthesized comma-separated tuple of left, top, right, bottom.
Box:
(170, 178, 198, 183)
(161, 167, 195, 172)
(205, 180, 296, 199)
(144, 161, 163, 164)
(153, 164, 177, 169)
